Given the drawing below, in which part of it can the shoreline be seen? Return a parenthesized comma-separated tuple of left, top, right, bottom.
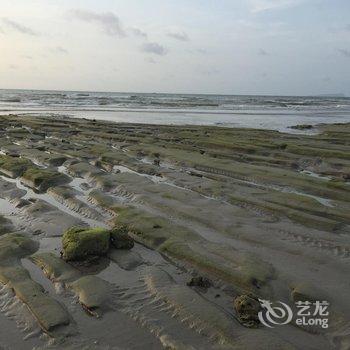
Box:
(0, 114, 349, 349)
(2, 110, 350, 135)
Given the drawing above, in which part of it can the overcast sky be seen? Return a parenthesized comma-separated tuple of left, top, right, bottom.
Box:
(0, 0, 349, 95)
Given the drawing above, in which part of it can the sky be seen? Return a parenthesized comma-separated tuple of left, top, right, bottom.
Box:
(0, 0, 349, 95)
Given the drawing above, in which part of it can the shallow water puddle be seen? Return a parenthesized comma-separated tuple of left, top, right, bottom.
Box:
(0, 174, 106, 228)
(280, 187, 334, 207)
(300, 170, 333, 181)
(0, 197, 16, 215)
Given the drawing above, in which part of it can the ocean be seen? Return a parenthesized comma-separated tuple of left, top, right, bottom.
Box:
(1, 89, 349, 132)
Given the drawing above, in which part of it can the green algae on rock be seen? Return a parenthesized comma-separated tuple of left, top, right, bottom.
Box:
(113, 206, 274, 295)
(21, 167, 70, 191)
(48, 186, 102, 220)
(110, 227, 134, 250)
(69, 275, 111, 310)
(30, 252, 81, 282)
(0, 233, 70, 332)
(0, 154, 32, 178)
(0, 215, 13, 236)
(30, 252, 111, 315)
(233, 294, 261, 328)
(0, 233, 38, 264)
(62, 227, 110, 261)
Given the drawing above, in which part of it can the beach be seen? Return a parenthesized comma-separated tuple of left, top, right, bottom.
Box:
(1, 90, 350, 133)
(0, 113, 349, 349)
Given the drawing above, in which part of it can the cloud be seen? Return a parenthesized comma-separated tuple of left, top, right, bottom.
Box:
(141, 42, 167, 56)
(196, 67, 220, 76)
(249, 0, 303, 13)
(50, 46, 69, 54)
(338, 48, 350, 58)
(130, 27, 147, 38)
(196, 48, 208, 54)
(145, 57, 156, 64)
(187, 48, 208, 55)
(167, 30, 189, 41)
(1, 18, 38, 36)
(258, 48, 268, 56)
(68, 9, 126, 37)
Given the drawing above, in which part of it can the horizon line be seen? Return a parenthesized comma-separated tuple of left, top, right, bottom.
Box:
(0, 88, 348, 98)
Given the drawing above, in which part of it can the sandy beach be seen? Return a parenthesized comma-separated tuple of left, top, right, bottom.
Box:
(0, 114, 349, 349)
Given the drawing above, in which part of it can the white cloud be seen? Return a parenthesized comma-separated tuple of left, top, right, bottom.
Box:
(130, 27, 148, 39)
(68, 9, 126, 37)
(258, 48, 268, 55)
(50, 46, 69, 54)
(249, 0, 303, 13)
(338, 48, 350, 58)
(141, 42, 167, 56)
(167, 30, 189, 42)
(1, 18, 38, 36)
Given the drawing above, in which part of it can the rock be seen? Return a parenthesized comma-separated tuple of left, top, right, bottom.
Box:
(290, 124, 313, 130)
(0, 215, 13, 236)
(62, 227, 110, 261)
(48, 155, 67, 167)
(13, 198, 31, 208)
(0, 233, 39, 263)
(233, 294, 261, 328)
(79, 182, 91, 191)
(187, 276, 212, 289)
(110, 227, 134, 250)
(0, 234, 70, 332)
(20, 168, 70, 191)
(30, 252, 81, 282)
(186, 170, 203, 178)
(290, 283, 326, 303)
(69, 275, 111, 310)
(0, 155, 32, 178)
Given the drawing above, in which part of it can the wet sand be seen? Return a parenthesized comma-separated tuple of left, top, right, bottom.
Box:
(0, 114, 349, 349)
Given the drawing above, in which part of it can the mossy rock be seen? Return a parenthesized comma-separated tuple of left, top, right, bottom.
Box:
(69, 275, 111, 309)
(48, 155, 67, 167)
(67, 162, 101, 178)
(0, 155, 32, 178)
(290, 124, 313, 130)
(30, 252, 81, 282)
(21, 167, 70, 191)
(0, 234, 69, 332)
(0, 215, 13, 236)
(10, 278, 70, 331)
(88, 189, 116, 209)
(290, 283, 327, 303)
(110, 227, 134, 249)
(62, 227, 110, 261)
(233, 294, 261, 328)
(0, 233, 39, 263)
(48, 186, 77, 199)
